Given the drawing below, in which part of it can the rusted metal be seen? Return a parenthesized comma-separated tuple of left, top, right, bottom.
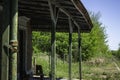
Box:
(9, 40, 18, 53)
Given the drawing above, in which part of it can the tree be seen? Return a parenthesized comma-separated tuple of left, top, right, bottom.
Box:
(81, 12, 109, 60)
(56, 32, 68, 58)
(32, 31, 51, 54)
(114, 43, 120, 58)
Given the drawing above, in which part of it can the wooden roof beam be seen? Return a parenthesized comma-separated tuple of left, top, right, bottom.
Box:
(55, 4, 80, 29)
(71, 0, 92, 29)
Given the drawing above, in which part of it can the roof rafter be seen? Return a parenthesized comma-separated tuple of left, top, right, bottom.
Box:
(55, 3, 80, 29)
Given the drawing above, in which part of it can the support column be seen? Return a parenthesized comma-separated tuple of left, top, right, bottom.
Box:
(78, 29, 82, 80)
(0, 0, 10, 80)
(9, 0, 18, 80)
(51, 19, 56, 80)
(48, 0, 59, 80)
(68, 17, 73, 80)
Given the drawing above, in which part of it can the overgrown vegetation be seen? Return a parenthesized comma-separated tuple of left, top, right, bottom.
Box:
(81, 12, 110, 60)
(32, 12, 120, 79)
(33, 53, 120, 79)
(32, 12, 110, 61)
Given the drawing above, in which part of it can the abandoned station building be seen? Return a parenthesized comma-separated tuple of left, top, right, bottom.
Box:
(0, 0, 93, 80)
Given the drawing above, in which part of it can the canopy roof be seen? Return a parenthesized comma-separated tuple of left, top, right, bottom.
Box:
(0, 0, 93, 32)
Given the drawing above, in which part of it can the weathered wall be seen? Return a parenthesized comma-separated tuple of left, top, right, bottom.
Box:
(18, 16, 33, 76)
(0, 14, 33, 79)
(26, 21, 33, 73)
(0, 3, 10, 80)
(0, 5, 3, 80)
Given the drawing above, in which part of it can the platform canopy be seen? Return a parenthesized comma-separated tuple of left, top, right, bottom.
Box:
(0, 0, 93, 32)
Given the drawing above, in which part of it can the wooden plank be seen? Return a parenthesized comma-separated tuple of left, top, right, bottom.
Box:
(19, 0, 48, 7)
(55, 4, 80, 29)
(19, 9, 50, 15)
(71, 0, 92, 29)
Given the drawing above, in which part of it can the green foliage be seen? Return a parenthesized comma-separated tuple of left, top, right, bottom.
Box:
(32, 31, 51, 54)
(56, 32, 69, 58)
(32, 12, 110, 61)
(111, 50, 117, 56)
(34, 54, 120, 79)
(116, 44, 120, 58)
(112, 44, 120, 59)
(34, 53, 79, 78)
(81, 12, 109, 60)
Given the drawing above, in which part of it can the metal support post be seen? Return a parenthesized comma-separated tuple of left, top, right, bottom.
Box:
(78, 29, 82, 80)
(0, 0, 10, 80)
(51, 20, 56, 80)
(48, 0, 59, 80)
(9, 0, 18, 80)
(68, 17, 73, 80)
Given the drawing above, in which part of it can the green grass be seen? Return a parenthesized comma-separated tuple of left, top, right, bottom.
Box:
(33, 53, 120, 79)
(82, 56, 120, 80)
(33, 53, 80, 78)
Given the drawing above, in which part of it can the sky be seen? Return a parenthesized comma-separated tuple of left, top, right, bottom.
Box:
(81, 0, 120, 50)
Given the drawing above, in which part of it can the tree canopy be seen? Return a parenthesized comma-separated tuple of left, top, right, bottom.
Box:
(81, 12, 109, 60)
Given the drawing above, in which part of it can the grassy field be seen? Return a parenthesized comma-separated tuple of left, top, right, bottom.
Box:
(33, 53, 120, 80)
